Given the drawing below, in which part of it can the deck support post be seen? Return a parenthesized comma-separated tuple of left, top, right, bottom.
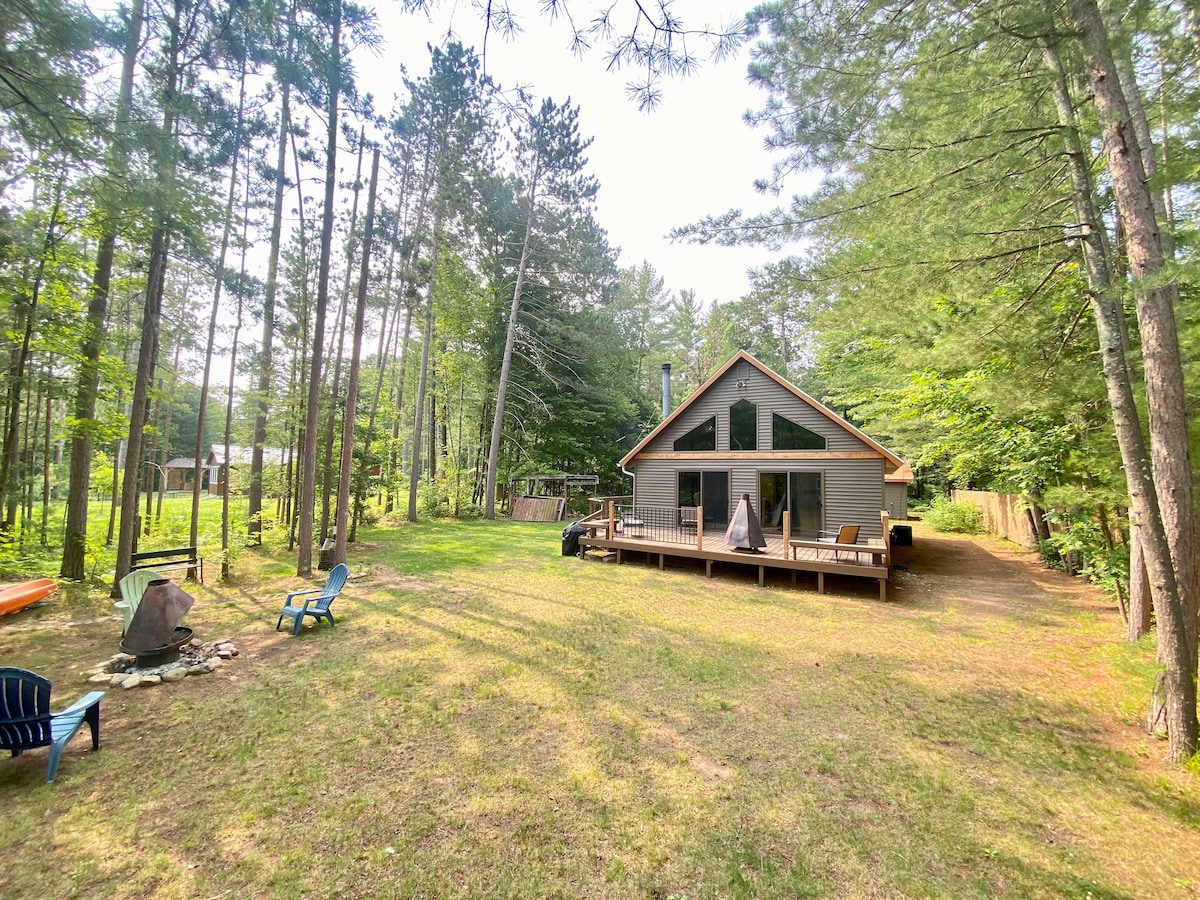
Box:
(817, 571, 825, 594)
(696, 506, 703, 550)
(705, 559, 712, 578)
(659, 554, 664, 571)
(880, 579, 887, 602)
(758, 565, 764, 587)
(616, 549, 623, 565)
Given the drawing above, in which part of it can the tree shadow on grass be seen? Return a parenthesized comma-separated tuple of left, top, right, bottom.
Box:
(341, 574, 1190, 897)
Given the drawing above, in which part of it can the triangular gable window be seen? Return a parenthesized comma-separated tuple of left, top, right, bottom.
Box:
(772, 413, 826, 450)
(674, 416, 716, 451)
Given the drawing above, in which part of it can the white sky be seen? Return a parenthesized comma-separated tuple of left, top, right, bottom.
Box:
(364, 1, 797, 305)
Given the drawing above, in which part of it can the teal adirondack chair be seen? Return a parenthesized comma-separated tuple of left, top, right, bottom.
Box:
(0, 667, 103, 783)
(276, 563, 348, 636)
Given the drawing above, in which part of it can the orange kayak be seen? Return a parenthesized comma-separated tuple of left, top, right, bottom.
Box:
(0, 578, 57, 617)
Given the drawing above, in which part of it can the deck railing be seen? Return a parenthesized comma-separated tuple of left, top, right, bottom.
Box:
(612, 504, 702, 546)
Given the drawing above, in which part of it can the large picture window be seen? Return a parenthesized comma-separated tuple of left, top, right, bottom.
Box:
(773, 413, 826, 450)
(674, 417, 716, 451)
(730, 399, 757, 451)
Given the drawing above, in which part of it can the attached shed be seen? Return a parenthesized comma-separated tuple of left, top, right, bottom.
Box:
(620, 351, 911, 541)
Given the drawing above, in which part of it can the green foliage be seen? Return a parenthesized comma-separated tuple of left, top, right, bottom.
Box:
(923, 496, 984, 534)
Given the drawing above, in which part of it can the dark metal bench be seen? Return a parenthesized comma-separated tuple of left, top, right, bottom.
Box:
(130, 546, 203, 583)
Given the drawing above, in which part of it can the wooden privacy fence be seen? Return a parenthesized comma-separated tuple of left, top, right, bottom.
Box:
(951, 490, 1040, 548)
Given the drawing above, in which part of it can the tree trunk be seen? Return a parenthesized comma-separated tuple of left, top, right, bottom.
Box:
(408, 210, 442, 522)
(485, 170, 539, 519)
(1129, 525, 1152, 641)
(1068, 0, 1197, 683)
(1045, 15, 1198, 762)
(222, 150, 251, 581)
(334, 148, 380, 565)
(248, 6, 295, 545)
(144, 374, 162, 536)
(0, 178, 62, 530)
(40, 361, 52, 546)
(387, 298, 414, 515)
(189, 49, 246, 567)
(297, 0, 342, 576)
(61, 0, 143, 581)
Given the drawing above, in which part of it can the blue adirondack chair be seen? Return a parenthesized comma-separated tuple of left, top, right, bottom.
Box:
(0, 667, 103, 783)
(276, 563, 348, 636)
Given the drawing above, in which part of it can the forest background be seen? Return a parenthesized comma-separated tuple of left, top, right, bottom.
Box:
(1, 0, 1197, 758)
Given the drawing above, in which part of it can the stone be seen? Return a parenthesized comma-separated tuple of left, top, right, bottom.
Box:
(187, 665, 208, 676)
(88, 673, 113, 684)
(189, 637, 203, 648)
(142, 675, 162, 685)
(112, 653, 136, 665)
(205, 657, 224, 672)
(121, 675, 143, 690)
(218, 649, 233, 659)
(162, 668, 187, 683)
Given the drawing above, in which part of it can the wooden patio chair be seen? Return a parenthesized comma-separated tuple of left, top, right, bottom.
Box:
(817, 525, 861, 561)
(678, 506, 698, 531)
(276, 563, 348, 636)
(0, 667, 103, 783)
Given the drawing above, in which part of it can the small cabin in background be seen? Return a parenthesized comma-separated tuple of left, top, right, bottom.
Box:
(205, 446, 287, 496)
(619, 351, 911, 541)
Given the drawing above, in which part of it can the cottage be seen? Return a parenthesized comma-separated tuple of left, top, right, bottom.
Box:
(206, 446, 287, 496)
(620, 351, 911, 542)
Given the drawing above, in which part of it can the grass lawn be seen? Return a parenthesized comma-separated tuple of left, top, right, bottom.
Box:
(1, 519, 1197, 898)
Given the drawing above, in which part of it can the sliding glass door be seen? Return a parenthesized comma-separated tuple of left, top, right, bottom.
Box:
(758, 471, 823, 537)
(678, 471, 731, 527)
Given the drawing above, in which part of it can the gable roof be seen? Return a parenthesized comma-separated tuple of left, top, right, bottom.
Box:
(620, 350, 909, 475)
(208, 446, 287, 466)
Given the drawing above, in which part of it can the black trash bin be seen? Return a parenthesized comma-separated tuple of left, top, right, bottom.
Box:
(562, 522, 587, 557)
(891, 525, 913, 547)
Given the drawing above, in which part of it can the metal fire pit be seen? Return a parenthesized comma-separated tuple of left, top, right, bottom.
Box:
(120, 578, 196, 667)
(120, 625, 194, 667)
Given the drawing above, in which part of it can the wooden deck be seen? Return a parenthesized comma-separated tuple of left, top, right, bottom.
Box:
(577, 515, 891, 601)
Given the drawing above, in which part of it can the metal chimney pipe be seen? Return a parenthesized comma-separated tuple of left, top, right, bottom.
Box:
(661, 363, 672, 418)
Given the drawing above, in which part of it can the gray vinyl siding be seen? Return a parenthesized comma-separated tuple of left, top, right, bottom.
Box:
(885, 483, 909, 520)
(823, 458, 885, 539)
(647, 366, 873, 454)
(631, 363, 894, 540)
(632, 457, 886, 540)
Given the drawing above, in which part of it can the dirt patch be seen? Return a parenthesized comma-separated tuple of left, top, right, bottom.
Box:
(890, 528, 1115, 615)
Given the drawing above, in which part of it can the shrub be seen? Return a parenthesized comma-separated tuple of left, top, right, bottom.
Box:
(925, 496, 985, 534)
